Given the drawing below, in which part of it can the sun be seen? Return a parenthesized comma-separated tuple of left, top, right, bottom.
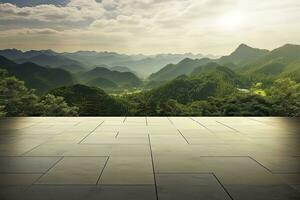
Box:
(218, 11, 243, 31)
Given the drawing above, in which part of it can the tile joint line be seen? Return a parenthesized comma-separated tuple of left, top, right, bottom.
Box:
(78, 120, 105, 144)
(148, 134, 159, 200)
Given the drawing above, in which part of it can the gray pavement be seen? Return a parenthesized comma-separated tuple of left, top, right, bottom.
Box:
(0, 117, 299, 200)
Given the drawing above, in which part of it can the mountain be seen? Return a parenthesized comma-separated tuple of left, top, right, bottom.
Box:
(147, 66, 240, 104)
(110, 66, 136, 74)
(240, 44, 300, 78)
(63, 51, 138, 67)
(0, 49, 25, 60)
(63, 51, 205, 77)
(219, 44, 269, 67)
(79, 67, 142, 88)
(16, 54, 85, 72)
(148, 44, 270, 82)
(191, 62, 223, 76)
(49, 84, 128, 116)
(114, 53, 205, 77)
(149, 58, 211, 82)
(0, 49, 85, 73)
(86, 77, 118, 89)
(0, 56, 75, 94)
(0, 49, 58, 60)
(0, 49, 206, 77)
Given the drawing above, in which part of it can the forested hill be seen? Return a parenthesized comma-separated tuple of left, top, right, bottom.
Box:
(0, 56, 74, 94)
(148, 44, 300, 82)
(239, 44, 300, 77)
(77, 67, 142, 89)
(49, 84, 128, 116)
(0, 49, 85, 73)
(146, 66, 241, 105)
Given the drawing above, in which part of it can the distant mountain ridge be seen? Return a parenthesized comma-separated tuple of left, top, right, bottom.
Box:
(63, 51, 206, 77)
(149, 58, 211, 81)
(149, 43, 300, 82)
(219, 44, 269, 67)
(240, 44, 300, 76)
(0, 49, 207, 76)
(0, 55, 74, 94)
(78, 67, 142, 89)
(0, 49, 85, 72)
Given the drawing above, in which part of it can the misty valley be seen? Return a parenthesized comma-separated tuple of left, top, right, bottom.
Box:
(0, 43, 299, 117)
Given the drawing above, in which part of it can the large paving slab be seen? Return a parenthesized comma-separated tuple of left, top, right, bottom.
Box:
(0, 117, 299, 200)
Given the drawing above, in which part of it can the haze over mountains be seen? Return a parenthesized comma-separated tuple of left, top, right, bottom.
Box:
(0, 49, 207, 77)
(149, 43, 300, 82)
(1, 43, 300, 117)
(0, 43, 299, 95)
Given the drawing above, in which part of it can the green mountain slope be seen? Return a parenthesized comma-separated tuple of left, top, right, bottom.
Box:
(0, 56, 75, 94)
(111, 66, 137, 74)
(16, 54, 85, 72)
(63, 51, 204, 77)
(0, 49, 85, 73)
(241, 44, 300, 77)
(191, 62, 222, 76)
(219, 44, 269, 67)
(49, 84, 128, 116)
(149, 44, 269, 82)
(147, 66, 240, 104)
(79, 67, 142, 88)
(149, 58, 211, 82)
(86, 77, 118, 89)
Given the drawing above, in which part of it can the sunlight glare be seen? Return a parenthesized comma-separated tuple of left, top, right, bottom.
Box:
(218, 11, 243, 31)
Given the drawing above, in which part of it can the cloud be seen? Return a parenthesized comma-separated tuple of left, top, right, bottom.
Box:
(0, 0, 299, 54)
(0, 1, 104, 22)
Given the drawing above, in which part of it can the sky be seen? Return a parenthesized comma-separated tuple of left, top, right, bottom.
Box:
(0, 0, 299, 55)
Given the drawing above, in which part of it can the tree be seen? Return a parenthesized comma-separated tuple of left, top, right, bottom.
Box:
(0, 69, 78, 116)
(157, 99, 187, 116)
(250, 82, 266, 96)
(267, 78, 300, 116)
(200, 93, 273, 116)
(36, 94, 79, 116)
(0, 105, 6, 117)
(0, 69, 38, 116)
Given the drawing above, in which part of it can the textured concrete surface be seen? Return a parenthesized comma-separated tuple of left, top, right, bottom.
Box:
(0, 117, 299, 200)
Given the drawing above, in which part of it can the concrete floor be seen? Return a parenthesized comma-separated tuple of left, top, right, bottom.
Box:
(0, 117, 299, 200)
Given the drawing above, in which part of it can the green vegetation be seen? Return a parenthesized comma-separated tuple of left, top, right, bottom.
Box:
(0, 56, 75, 94)
(49, 84, 128, 116)
(0, 43, 299, 117)
(78, 67, 142, 90)
(0, 70, 78, 116)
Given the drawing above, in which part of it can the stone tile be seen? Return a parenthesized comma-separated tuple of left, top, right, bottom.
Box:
(98, 185, 156, 200)
(153, 155, 207, 173)
(156, 173, 231, 200)
(0, 157, 61, 173)
(226, 184, 300, 200)
(99, 156, 154, 184)
(0, 143, 42, 156)
(168, 117, 202, 129)
(16, 185, 101, 200)
(0, 186, 29, 200)
(150, 135, 188, 144)
(252, 156, 300, 173)
(37, 157, 108, 184)
(24, 143, 76, 156)
(0, 117, 299, 200)
(147, 127, 179, 135)
(0, 174, 41, 185)
(82, 132, 149, 144)
(0, 185, 156, 200)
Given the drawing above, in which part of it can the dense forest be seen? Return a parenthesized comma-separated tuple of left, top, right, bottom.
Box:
(0, 44, 299, 117)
